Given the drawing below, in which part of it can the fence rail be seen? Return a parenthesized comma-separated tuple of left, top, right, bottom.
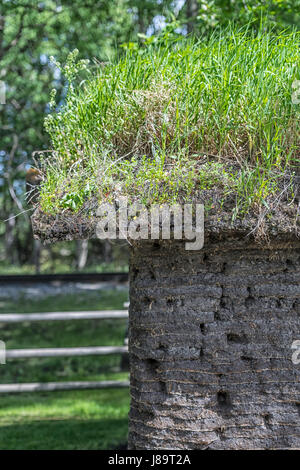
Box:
(0, 380, 130, 394)
(0, 310, 128, 323)
(0, 308, 129, 393)
(6, 346, 128, 359)
(0, 272, 128, 284)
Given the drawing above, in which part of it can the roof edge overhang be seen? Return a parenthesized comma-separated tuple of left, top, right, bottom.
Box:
(31, 203, 300, 247)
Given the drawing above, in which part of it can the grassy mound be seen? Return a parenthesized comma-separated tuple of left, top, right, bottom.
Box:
(40, 27, 299, 223)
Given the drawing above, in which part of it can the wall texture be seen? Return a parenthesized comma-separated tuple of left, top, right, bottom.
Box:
(128, 236, 300, 449)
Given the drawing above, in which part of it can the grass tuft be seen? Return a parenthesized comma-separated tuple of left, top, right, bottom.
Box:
(40, 26, 300, 219)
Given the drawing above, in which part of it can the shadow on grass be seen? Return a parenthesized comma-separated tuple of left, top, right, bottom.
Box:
(0, 388, 129, 412)
(0, 417, 128, 450)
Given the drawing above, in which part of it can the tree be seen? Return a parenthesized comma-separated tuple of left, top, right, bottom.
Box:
(180, 0, 300, 34)
(0, 0, 173, 269)
(186, 0, 198, 33)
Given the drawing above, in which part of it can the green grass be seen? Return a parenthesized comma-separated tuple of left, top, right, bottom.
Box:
(0, 290, 130, 449)
(0, 289, 128, 313)
(40, 25, 299, 219)
(0, 261, 129, 275)
(0, 390, 129, 450)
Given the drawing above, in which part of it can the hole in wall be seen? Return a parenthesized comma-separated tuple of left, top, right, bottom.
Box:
(241, 355, 253, 362)
(146, 358, 159, 374)
(149, 269, 156, 280)
(216, 426, 226, 441)
(262, 413, 272, 427)
(132, 267, 139, 281)
(245, 286, 255, 307)
(143, 296, 153, 307)
(158, 381, 167, 393)
(214, 312, 221, 321)
(227, 333, 248, 344)
(220, 292, 226, 308)
(217, 391, 231, 408)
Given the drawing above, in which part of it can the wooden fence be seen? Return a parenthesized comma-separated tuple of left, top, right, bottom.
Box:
(0, 309, 129, 393)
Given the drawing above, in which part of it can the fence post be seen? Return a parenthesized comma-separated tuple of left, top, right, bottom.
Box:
(0, 341, 6, 364)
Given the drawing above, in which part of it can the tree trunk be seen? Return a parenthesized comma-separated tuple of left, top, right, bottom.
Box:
(137, 5, 145, 34)
(33, 239, 41, 274)
(186, 0, 199, 33)
(128, 238, 300, 449)
(103, 240, 113, 263)
(76, 239, 88, 270)
(5, 214, 17, 265)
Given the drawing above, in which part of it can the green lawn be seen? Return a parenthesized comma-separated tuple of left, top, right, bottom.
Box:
(0, 289, 130, 450)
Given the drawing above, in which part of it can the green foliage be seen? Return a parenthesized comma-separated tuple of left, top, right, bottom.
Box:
(181, 0, 300, 33)
(40, 26, 300, 216)
(0, 0, 174, 266)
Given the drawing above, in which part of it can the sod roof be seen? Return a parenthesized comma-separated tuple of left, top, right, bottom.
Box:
(32, 28, 300, 243)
